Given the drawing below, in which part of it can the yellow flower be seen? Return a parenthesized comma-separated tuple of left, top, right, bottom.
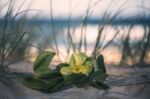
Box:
(60, 67, 72, 75)
(60, 53, 93, 76)
(71, 65, 91, 75)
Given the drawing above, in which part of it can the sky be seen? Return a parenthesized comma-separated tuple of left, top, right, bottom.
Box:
(1, 0, 150, 19)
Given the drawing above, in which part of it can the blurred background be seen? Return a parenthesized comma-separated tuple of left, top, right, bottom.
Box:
(0, 0, 150, 66)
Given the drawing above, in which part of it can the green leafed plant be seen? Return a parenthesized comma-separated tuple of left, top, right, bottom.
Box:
(21, 51, 110, 93)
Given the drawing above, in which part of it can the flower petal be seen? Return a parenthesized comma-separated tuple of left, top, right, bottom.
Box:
(70, 66, 80, 74)
(60, 67, 72, 76)
(79, 65, 92, 75)
(73, 53, 87, 66)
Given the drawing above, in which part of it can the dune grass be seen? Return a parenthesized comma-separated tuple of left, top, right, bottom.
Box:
(46, 0, 150, 65)
(0, 0, 36, 84)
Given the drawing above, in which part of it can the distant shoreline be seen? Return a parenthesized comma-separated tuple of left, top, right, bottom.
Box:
(1, 18, 150, 25)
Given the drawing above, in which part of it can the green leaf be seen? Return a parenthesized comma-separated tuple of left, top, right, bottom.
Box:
(56, 63, 69, 71)
(34, 70, 62, 80)
(91, 81, 110, 90)
(75, 77, 89, 88)
(50, 82, 64, 92)
(83, 57, 93, 69)
(90, 70, 106, 81)
(96, 54, 106, 73)
(46, 77, 64, 93)
(21, 77, 47, 90)
(64, 73, 87, 85)
(33, 51, 55, 72)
